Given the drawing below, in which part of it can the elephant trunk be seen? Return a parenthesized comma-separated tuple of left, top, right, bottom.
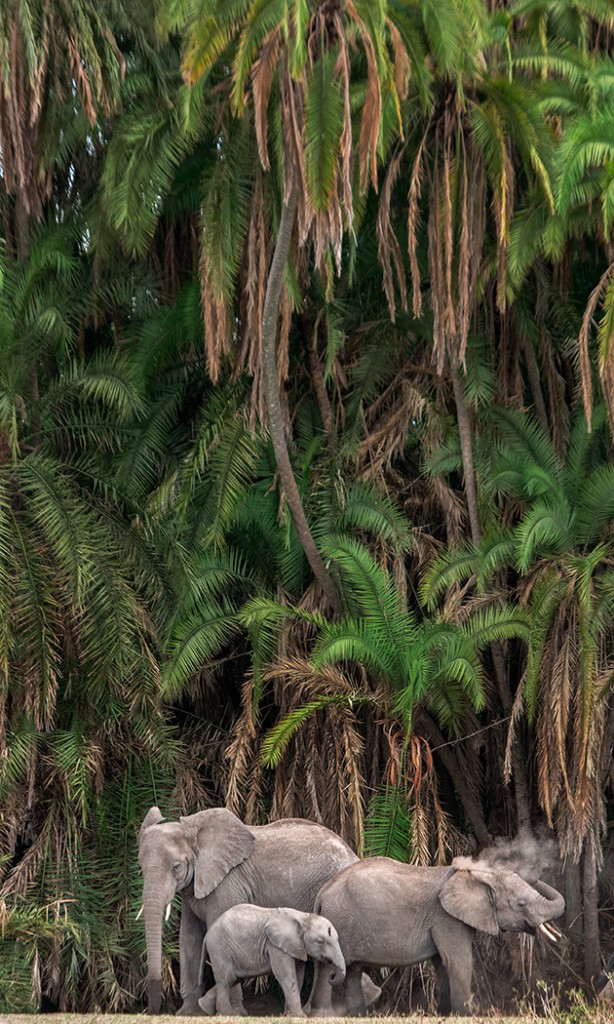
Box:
(327, 952, 346, 987)
(533, 879, 565, 921)
(142, 885, 167, 1014)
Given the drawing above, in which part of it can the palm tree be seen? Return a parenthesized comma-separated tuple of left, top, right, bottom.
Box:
(423, 404, 614, 977)
(0, 0, 129, 254)
(130, 0, 418, 606)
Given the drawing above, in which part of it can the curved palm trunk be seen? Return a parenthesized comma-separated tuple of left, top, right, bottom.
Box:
(261, 178, 338, 609)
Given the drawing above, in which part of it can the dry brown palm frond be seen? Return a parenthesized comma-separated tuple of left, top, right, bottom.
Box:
(377, 144, 408, 323)
(428, 156, 447, 374)
(346, 1, 381, 193)
(200, 247, 232, 384)
(407, 130, 425, 316)
(331, 20, 354, 227)
(174, 721, 228, 814)
(356, 366, 426, 476)
(535, 628, 576, 823)
(442, 133, 456, 351)
(226, 674, 266, 823)
(578, 261, 614, 431)
(227, 655, 371, 848)
(252, 30, 282, 170)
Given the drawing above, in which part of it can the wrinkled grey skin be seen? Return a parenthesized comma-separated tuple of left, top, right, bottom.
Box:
(197, 905, 346, 1017)
(310, 856, 565, 1016)
(137, 807, 358, 1015)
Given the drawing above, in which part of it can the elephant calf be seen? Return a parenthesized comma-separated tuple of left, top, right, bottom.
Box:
(198, 904, 346, 1017)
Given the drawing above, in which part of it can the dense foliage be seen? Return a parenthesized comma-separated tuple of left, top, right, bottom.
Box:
(0, 0, 613, 1013)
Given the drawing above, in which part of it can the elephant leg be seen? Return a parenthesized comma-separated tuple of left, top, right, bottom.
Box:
(296, 960, 306, 1002)
(432, 926, 473, 1016)
(214, 976, 240, 1017)
(344, 965, 366, 1016)
(176, 896, 207, 1015)
(432, 954, 451, 1016)
(229, 982, 246, 1014)
(307, 961, 335, 1018)
(269, 946, 305, 1017)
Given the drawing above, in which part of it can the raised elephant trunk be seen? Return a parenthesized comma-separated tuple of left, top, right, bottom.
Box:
(532, 879, 566, 922)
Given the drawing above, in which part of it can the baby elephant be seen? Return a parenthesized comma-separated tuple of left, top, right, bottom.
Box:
(198, 904, 346, 1017)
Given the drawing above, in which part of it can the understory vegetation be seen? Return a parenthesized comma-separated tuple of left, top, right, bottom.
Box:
(0, 0, 613, 1015)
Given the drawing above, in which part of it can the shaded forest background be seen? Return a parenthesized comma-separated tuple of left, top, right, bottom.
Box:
(0, 0, 613, 1014)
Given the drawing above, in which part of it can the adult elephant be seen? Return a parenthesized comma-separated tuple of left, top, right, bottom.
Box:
(310, 855, 565, 1016)
(137, 806, 358, 1015)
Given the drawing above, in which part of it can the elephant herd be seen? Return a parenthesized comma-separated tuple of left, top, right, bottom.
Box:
(137, 806, 566, 1017)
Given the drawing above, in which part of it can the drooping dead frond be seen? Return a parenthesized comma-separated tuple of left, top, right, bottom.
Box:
(408, 130, 427, 317)
(577, 261, 614, 432)
(357, 366, 426, 477)
(252, 30, 282, 171)
(377, 145, 408, 323)
(200, 245, 232, 384)
(346, 1, 381, 193)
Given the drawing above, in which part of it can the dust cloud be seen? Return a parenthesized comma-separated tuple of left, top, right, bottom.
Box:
(453, 832, 560, 883)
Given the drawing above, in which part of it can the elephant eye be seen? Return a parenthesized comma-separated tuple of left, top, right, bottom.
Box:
(517, 898, 527, 908)
(172, 861, 182, 873)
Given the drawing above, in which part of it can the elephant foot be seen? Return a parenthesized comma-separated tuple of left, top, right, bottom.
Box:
(176, 999, 206, 1016)
(309, 1008, 337, 1018)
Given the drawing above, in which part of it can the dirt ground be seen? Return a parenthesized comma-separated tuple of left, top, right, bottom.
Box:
(0, 1015, 551, 1024)
(0, 1016, 604, 1024)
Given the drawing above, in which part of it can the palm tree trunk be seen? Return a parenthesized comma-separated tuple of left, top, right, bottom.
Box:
(420, 712, 490, 846)
(261, 179, 338, 609)
(14, 193, 41, 448)
(520, 336, 549, 435)
(583, 844, 600, 982)
(452, 370, 481, 545)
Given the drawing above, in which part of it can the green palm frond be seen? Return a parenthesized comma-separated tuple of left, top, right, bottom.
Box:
(515, 499, 573, 571)
(319, 533, 408, 630)
(304, 50, 345, 211)
(363, 785, 411, 861)
(336, 480, 413, 552)
(162, 597, 241, 697)
(464, 605, 530, 648)
(312, 619, 406, 682)
(261, 692, 368, 767)
(555, 102, 614, 219)
(197, 412, 262, 550)
(477, 526, 516, 585)
(420, 543, 480, 609)
(200, 115, 255, 308)
(575, 466, 614, 546)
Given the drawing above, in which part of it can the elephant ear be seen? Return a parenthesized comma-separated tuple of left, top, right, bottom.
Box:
(265, 912, 308, 962)
(138, 806, 164, 845)
(182, 808, 255, 899)
(439, 869, 499, 935)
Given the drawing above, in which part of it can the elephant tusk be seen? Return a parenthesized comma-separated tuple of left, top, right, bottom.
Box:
(165, 903, 172, 922)
(135, 905, 144, 922)
(539, 921, 562, 942)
